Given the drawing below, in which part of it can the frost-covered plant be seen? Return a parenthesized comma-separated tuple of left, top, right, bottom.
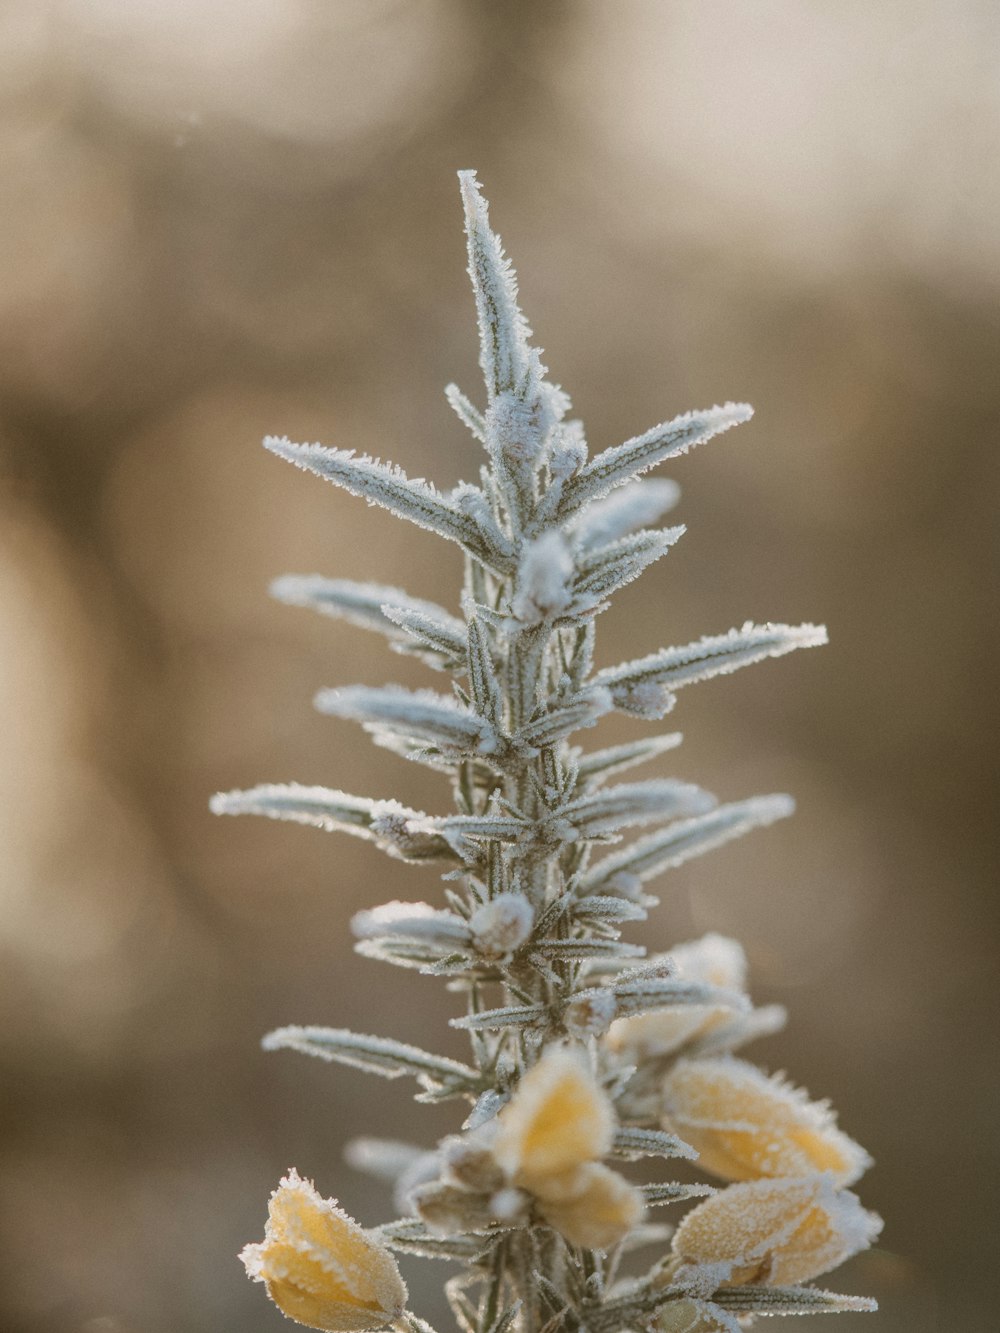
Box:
(215, 173, 881, 1333)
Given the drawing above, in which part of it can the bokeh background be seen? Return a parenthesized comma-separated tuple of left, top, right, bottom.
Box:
(2, 2, 998, 1330)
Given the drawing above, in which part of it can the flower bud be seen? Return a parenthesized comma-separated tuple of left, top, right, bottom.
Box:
(411, 1180, 495, 1236)
(662, 1057, 871, 1186)
(441, 1133, 505, 1194)
(564, 988, 618, 1039)
(547, 420, 587, 479)
(609, 680, 675, 719)
(469, 892, 534, 957)
(488, 1186, 533, 1224)
(240, 1169, 407, 1332)
(493, 1047, 614, 1184)
(650, 1298, 731, 1333)
(671, 1175, 882, 1287)
(536, 1162, 645, 1250)
(511, 532, 574, 624)
(606, 934, 747, 1059)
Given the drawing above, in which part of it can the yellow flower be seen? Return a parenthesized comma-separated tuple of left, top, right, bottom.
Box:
(240, 1169, 408, 1331)
(662, 1057, 871, 1186)
(605, 934, 747, 1058)
(493, 1047, 615, 1184)
(492, 1047, 645, 1249)
(536, 1161, 645, 1249)
(671, 1174, 882, 1287)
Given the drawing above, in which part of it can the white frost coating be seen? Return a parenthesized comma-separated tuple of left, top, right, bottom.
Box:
(580, 795, 796, 894)
(443, 382, 487, 443)
(270, 574, 464, 643)
(563, 779, 716, 838)
(351, 901, 471, 947)
(671, 1174, 882, 1288)
(209, 784, 457, 862)
(560, 403, 754, 517)
(227, 173, 880, 1323)
(597, 622, 828, 701)
(661, 1056, 873, 1186)
(564, 988, 618, 1039)
(459, 169, 534, 402)
(315, 684, 499, 755)
(572, 478, 681, 549)
(469, 892, 534, 957)
(511, 531, 574, 624)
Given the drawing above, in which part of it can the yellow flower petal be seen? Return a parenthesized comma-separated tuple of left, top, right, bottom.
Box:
(671, 1174, 882, 1287)
(493, 1047, 615, 1184)
(537, 1162, 645, 1250)
(662, 1057, 871, 1186)
(241, 1169, 407, 1331)
(605, 934, 747, 1059)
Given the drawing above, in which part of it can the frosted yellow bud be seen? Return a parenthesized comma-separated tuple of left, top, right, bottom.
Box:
(650, 1298, 730, 1333)
(493, 1047, 615, 1184)
(662, 1057, 871, 1186)
(672, 1174, 882, 1287)
(492, 1047, 644, 1249)
(606, 934, 747, 1058)
(536, 1161, 645, 1250)
(240, 1169, 408, 1331)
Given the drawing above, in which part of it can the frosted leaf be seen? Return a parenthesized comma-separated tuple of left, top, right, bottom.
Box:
(351, 902, 471, 949)
(314, 685, 500, 759)
(271, 575, 465, 665)
(596, 623, 828, 704)
(444, 382, 487, 444)
(580, 796, 795, 894)
(458, 170, 533, 402)
(611, 1127, 698, 1162)
(379, 603, 468, 669)
(450, 1004, 548, 1033)
(572, 527, 685, 606)
(209, 784, 457, 862)
(465, 612, 504, 726)
(344, 1136, 429, 1181)
(262, 1026, 478, 1093)
(559, 404, 753, 518)
(561, 779, 716, 839)
(710, 1284, 878, 1316)
(376, 1219, 491, 1263)
(574, 732, 684, 783)
(572, 478, 681, 550)
(265, 436, 511, 573)
(515, 687, 613, 749)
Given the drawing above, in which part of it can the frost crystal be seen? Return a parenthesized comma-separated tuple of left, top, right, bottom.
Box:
(219, 172, 880, 1332)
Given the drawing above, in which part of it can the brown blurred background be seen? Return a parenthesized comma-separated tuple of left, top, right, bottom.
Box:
(1, 2, 997, 1330)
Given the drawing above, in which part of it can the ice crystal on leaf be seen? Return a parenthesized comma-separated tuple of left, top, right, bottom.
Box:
(218, 172, 880, 1332)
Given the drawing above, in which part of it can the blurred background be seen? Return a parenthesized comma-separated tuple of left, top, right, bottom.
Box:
(1, 2, 997, 1330)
